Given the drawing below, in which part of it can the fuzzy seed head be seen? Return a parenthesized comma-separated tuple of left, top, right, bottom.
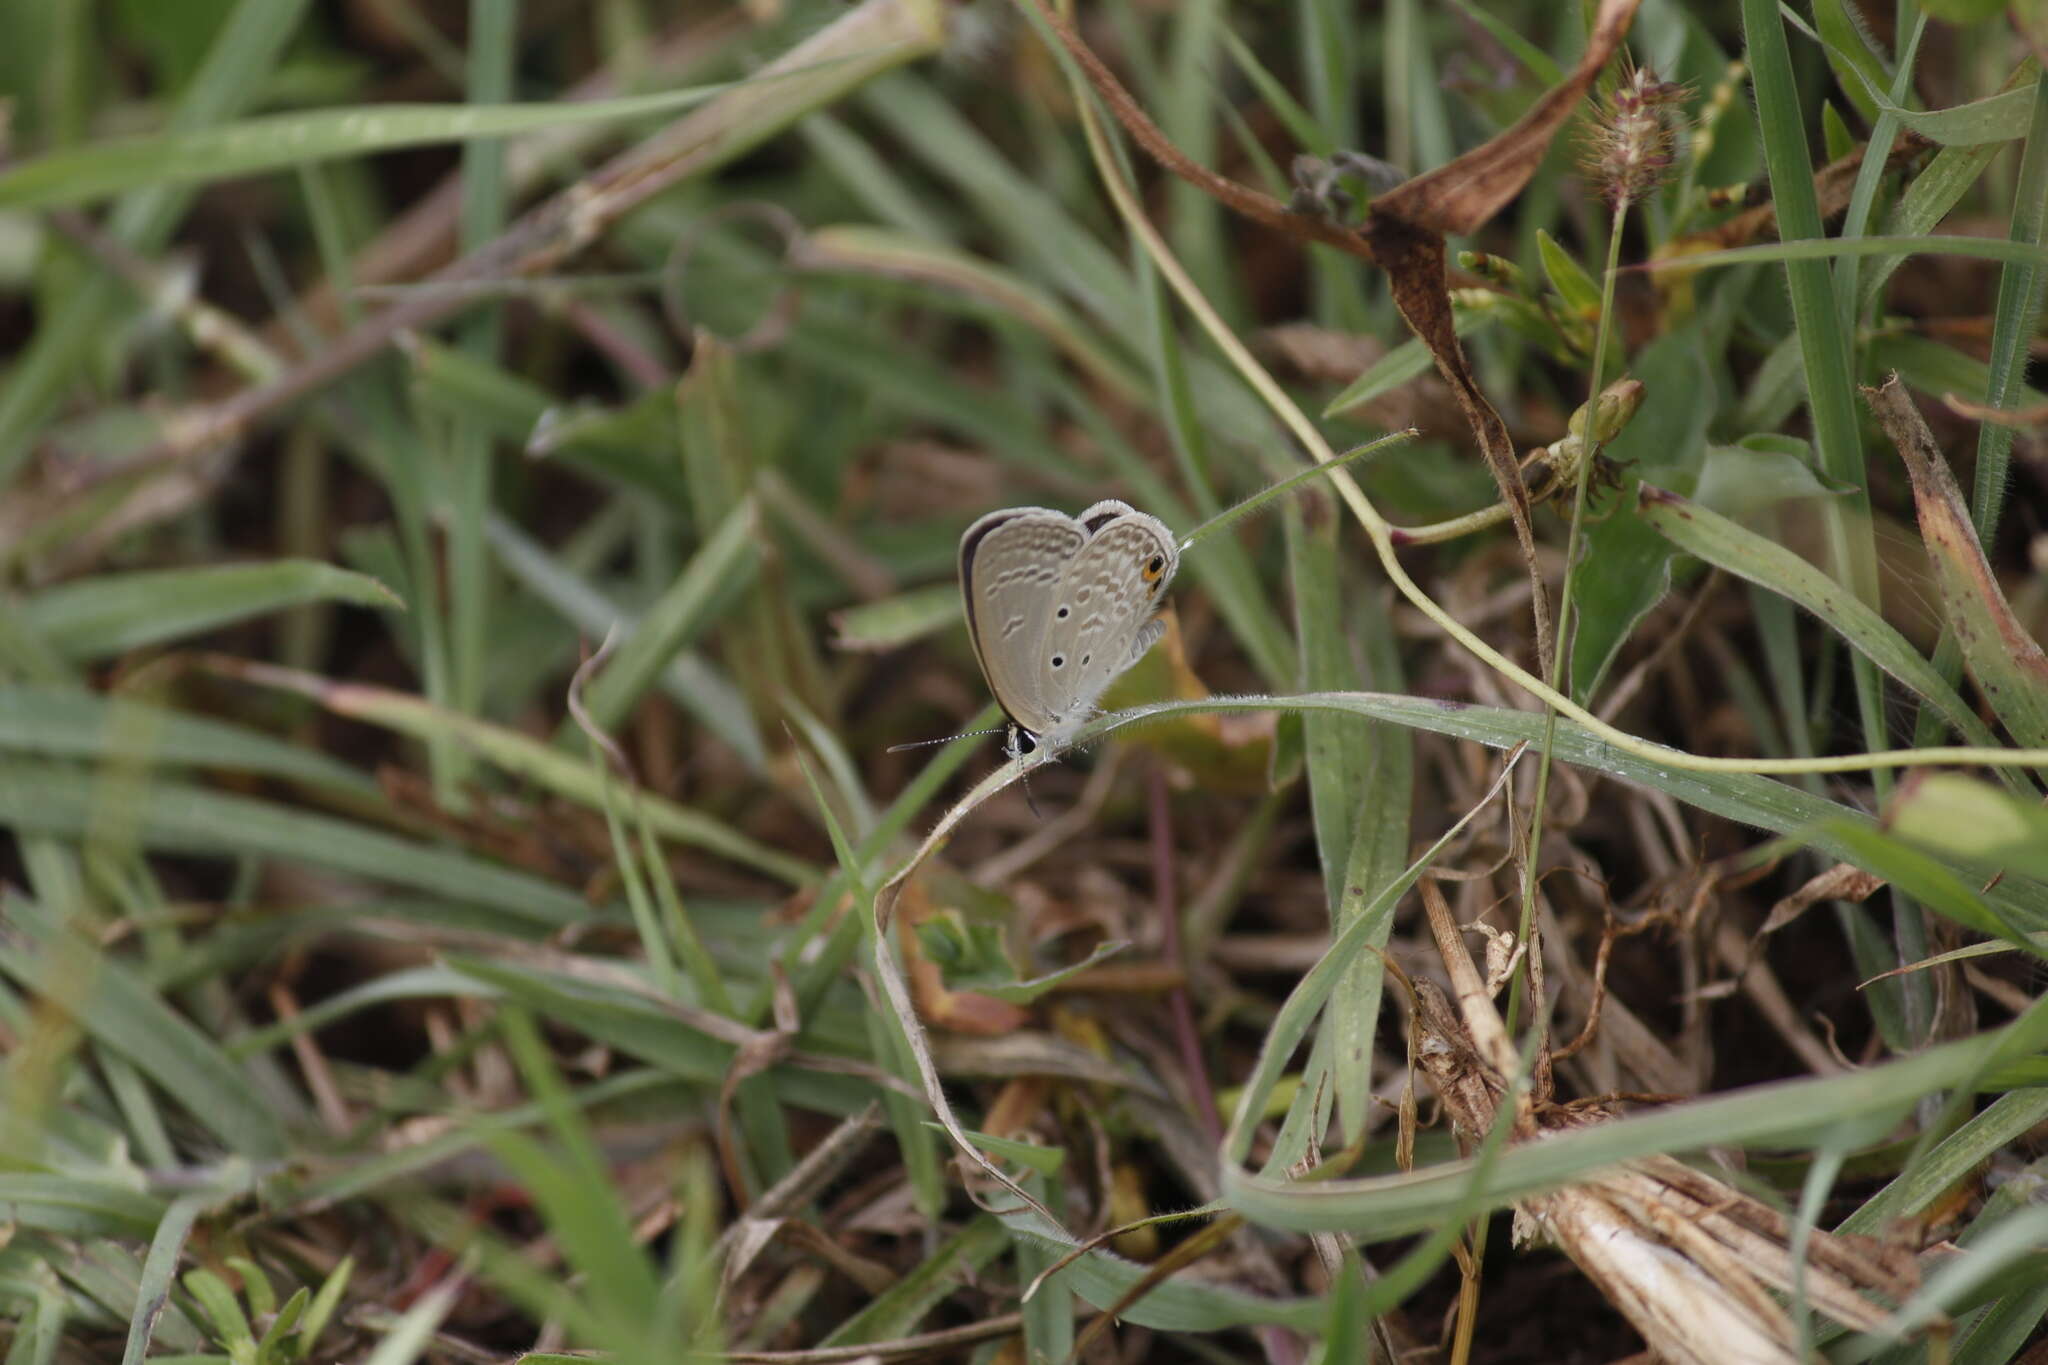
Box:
(1584, 60, 1688, 207)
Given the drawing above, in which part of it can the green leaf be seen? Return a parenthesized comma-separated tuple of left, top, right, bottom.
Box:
(1811, 0, 1889, 123)
(20, 562, 400, 662)
(181, 1270, 252, 1353)
(1690, 439, 1846, 521)
(250, 1288, 305, 1365)
(1319, 1252, 1374, 1365)
(1843, 1090, 2048, 1236)
(0, 1173, 163, 1237)
(949, 1127, 1067, 1177)
(820, 1216, 1010, 1346)
(1888, 773, 2048, 881)
(993, 1201, 1324, 1331)
(962, 938, 1128, 1005)
(828, 585, 959, 651)
(1224, 1016, 2032, 1238)
(123, 1194, 212, 1365)
(1569, 327, 1716, 701)
(1870, 334, 2048, 415)
(1322, 310, 1493, 418)
(1868, 67, 2040, 144)
(491, 1010, 662, 1330)
(1742, 0, 1889, 790)
(359, 1279, 459, 1365)
(1537, 228, 1602, 317)
(223, 664, 810, 885)
(295, 1257, 353, 1361)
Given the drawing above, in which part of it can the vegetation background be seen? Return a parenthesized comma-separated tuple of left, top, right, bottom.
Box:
(3, 0, 2048, 1360)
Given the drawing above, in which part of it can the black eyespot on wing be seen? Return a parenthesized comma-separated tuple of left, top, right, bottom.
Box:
(1051, 655, 1065, 668)
(1057, 606, 1069, 619)
(1149, 556, 1164, 572)
(1081, 653, 1090, 665)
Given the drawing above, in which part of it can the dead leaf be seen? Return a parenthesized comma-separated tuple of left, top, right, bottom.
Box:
(1761, 862, 1886, 937)
(1867, 373, 2048, 750)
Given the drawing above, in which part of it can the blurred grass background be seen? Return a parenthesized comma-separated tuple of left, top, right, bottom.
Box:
(4, 0, 2048, 1360)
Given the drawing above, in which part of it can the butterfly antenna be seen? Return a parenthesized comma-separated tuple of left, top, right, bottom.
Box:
(887, 727, 1007, 754)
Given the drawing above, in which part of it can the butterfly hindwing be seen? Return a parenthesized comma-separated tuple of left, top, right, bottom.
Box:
(1036, 505, 1178, 738)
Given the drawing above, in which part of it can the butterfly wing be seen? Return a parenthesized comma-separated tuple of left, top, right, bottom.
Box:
(958, 507, 1084, 738)
(1035, 505, 1179, 739)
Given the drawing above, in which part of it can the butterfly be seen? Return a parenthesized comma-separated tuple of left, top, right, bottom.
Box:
(957, 500, 1179, 758)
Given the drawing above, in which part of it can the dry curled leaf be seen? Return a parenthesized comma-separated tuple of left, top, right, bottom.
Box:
(1867, 373, 2048, 750)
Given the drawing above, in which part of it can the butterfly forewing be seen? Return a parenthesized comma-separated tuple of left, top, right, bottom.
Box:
(958, 507, 1083, 737)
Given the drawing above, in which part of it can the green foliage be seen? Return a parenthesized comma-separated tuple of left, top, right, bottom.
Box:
(5, 0, 2048, 1360)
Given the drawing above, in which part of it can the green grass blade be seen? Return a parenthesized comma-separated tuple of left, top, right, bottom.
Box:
(568, 497, 759, 738)
(1080, 693, 2048, 930)
(0, 0, 314, 482)
(0, 761, 590, 926)
(0, 81, 747, 211)
(119, 1193, 209, 1365)
(0, 686, 375, 795)
(1840, 1088, 2048, 1237)
(20, 563, 400, 662)
(0, 901, 288, 1158)
(1965, 74, 2048, 543)
(220, 663, 807, 883)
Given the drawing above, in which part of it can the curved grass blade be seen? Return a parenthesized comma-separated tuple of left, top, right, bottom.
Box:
(0, 78, 765, 211)
(19, 562, 399, 662)
(0, 1174, 164, 1238)
(211, 659, 811, 885)
(1076, 693, 2048, 929)
(0, 760, 589, 927)
(0, 685, 374, 795)
(1223, 1019, 2030, 1239)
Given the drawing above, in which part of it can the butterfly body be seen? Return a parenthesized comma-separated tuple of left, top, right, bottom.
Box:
(958, 499, 1179, 757)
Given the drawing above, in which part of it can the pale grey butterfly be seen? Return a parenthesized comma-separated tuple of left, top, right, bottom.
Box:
(956, 499, 1178, 759)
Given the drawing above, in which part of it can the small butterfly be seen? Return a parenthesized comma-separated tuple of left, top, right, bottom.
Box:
(958, 500, 1179, 759)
